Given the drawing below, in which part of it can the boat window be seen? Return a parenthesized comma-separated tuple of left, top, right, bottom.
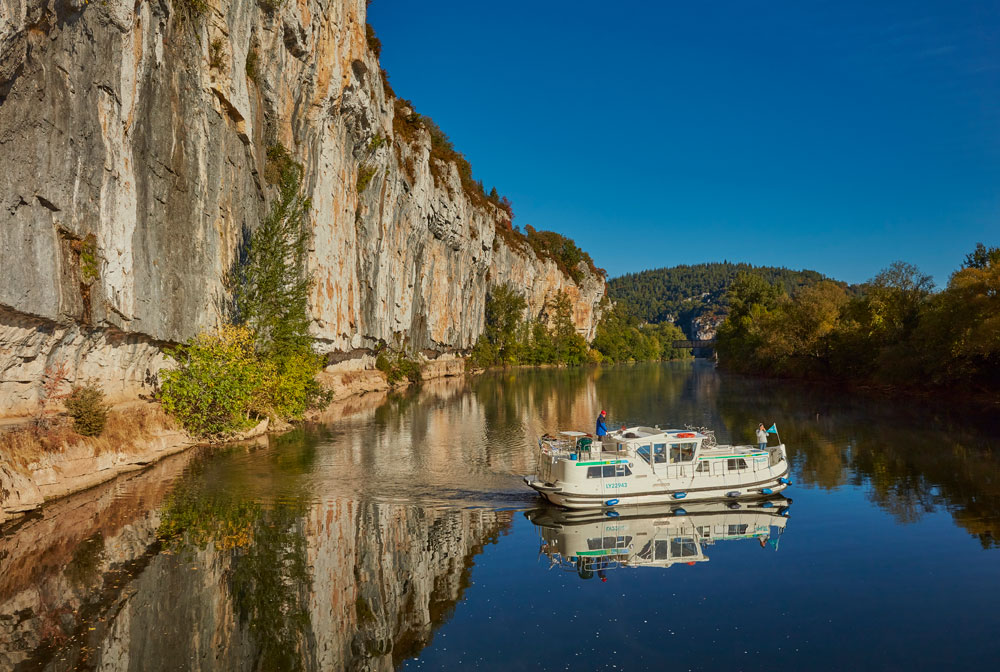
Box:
(671, 538, 699, 557)
(653, 539, 670, 560)
(727, 458, 748, 470)
(695, 460, 711, 473)
(603, 464, 632, 478)
(670, 442, 696, 463)
(587, 536, 632, 550)
(727, 524, 749, 536)
(586, 465, 633, 478)
(653, 444, 667, 463)
(636, 445, 652, 464)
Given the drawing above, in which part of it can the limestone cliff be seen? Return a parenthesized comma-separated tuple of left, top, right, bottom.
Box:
(0, 0, 605, 415)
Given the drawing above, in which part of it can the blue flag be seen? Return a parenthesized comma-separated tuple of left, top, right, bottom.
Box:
(767, 424, 778, 434)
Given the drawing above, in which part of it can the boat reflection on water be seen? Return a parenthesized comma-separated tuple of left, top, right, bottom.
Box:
(526, 496, 791, 578)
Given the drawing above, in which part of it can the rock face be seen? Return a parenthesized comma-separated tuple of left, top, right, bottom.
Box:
(0, 0, 605, 415)
(692, 314, 723, 341)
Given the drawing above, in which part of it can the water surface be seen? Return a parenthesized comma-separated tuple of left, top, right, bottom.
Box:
(2, 361, 999, 671)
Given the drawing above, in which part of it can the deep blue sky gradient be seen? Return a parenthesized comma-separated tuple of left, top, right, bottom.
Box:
(368, 1, 1000, 285)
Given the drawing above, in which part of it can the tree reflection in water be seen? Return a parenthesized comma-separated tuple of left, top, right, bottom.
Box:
(710, 367, 1000, 547)
(157, 430, 316, 671)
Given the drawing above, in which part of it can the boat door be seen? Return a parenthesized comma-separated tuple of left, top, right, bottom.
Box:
(667, 440, 698, 478)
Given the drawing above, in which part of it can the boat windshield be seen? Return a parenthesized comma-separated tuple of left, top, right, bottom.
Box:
(636, 443, 668, 464)
(636, 537, 700, 561)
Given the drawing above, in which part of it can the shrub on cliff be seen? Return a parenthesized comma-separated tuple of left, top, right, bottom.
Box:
(159, 327, 328, 438)
(64, 383, 110, 437)
(259, 349, 330, 420)
(523, 226, 604, 283)
(160, 326, 266, 437)
(375, 348, 423, 384)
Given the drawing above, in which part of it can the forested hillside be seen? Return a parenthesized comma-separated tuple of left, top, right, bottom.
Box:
(607, 263, 836, 335)
(715, 244, 1000, 393)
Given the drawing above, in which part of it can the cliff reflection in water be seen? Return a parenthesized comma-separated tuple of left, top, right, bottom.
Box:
(0, 430, 512, 671)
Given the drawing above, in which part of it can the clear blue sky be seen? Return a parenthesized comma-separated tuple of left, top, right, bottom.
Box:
(368, 0, 999, 286)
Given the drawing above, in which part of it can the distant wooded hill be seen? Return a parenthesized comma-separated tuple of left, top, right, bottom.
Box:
(607, 262, 838, 335)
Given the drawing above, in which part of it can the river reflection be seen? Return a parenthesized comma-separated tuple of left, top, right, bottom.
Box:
(527, 497, 791, 578)
(2, 361, 1000, 670)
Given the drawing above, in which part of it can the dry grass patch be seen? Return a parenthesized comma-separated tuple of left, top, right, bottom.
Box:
(92, 404, 178, 455)
(0, 404, 179, 470)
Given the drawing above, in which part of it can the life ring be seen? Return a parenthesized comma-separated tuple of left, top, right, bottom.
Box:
(676, 432, 696, 438)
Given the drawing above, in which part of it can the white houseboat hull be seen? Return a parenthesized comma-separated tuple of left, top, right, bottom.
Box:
(525, 471, 791, 509)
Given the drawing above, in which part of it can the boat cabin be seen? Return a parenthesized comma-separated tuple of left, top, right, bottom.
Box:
(531, 424, 789, 508)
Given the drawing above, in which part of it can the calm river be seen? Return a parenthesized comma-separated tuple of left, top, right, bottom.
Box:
(2, 361, 999, 671)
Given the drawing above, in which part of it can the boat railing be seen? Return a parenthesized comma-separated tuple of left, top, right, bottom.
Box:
(538, 439, 580, 457)
(703, 443, 766, 456)
(539, 435, 601, 459)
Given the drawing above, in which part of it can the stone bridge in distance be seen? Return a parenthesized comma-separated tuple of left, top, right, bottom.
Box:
(672, 339, 716, 349)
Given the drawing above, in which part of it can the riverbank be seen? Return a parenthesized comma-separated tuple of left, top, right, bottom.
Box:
(0, 355, 465, 528)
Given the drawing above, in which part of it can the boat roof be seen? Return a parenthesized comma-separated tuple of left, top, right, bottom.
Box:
(544, 427, 710, 441)
(611, 426, 709, 440)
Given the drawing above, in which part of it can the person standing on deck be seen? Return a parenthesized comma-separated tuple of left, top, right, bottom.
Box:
(756, 423, 768, 450)
(596, 410, 609, 438)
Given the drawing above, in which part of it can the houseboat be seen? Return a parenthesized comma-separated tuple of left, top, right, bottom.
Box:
(523, 426, 791, 509)
(527, 497, 791, 577)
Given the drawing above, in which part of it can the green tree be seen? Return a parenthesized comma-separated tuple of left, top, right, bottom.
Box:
(163, 151, 327, 436)
(592, 301, 692, 363)
(470, 284, 527, 366)
(715, 271, 783, 372)
(962, 242, 1000, 270)
(917, 246, 1000, 386)
(228, 154, 313, 361)
(549, 291, 589, 365)
(592, 302, 632, 362)
(753, 281, 848, 377)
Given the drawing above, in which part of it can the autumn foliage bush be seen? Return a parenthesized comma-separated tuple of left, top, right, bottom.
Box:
(64, 383, 109, 437)
(160, 326, 265, 437)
